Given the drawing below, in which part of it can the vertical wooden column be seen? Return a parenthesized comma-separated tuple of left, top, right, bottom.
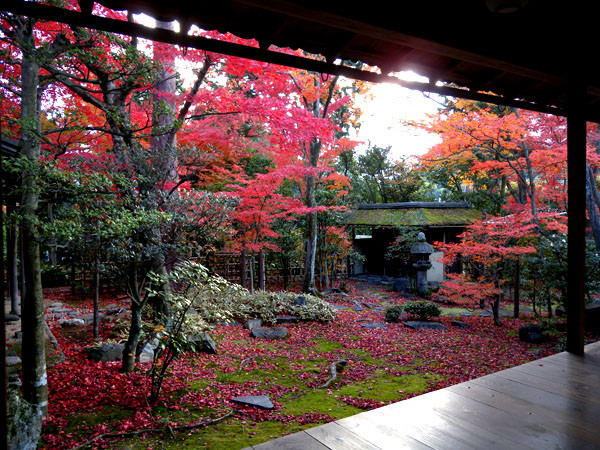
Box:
(567, 82, 586, 355)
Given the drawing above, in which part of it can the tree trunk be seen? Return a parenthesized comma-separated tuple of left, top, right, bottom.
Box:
(7, 205, 20, 315)
(513, 259, 520, 319)
(47, 202, 57, 266)
(258, 248, 266, 291)
(585, 163, 600, 251)
(249, 254, 255, 295)
(19, 37, 48, 413)
(121, 270, 144, 372)
(240, 247, 248, 288)
(93, 255, 100, 339)
(148, 22, 178, 325)
(492, 275, 502, 326)
(302, 139, 321, 293)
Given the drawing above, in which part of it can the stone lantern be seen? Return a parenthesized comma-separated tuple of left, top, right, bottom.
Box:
(411, 232, 433, 297)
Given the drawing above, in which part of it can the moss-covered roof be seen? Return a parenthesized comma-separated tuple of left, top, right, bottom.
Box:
(346, 204, 482, 228)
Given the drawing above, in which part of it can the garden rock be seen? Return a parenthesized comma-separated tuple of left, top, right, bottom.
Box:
(230, 395, 274, 409)
(137, 343, 154, 363)
(244, 319, 263, 330)
(451, 320, 470, 328)
(250, 327, 288, 339)
(4, 314, 19, 323)
(85, 343, 125, 362)
(519, 324, 545, 343)
(6, 355, 22, 366)
(60, 318, 85, 328)
(460, 312, 473, 317)
(392, 279, 410, 293)
(8, 389, 42, 450)
(479, 310, 493, 317)
(276, 315, 299, 324)
(192, 333, 218, 354)
(360, 323, 387, 329)
(555, 305, 566, 317)
(49, 302, 63, 309)
(294, 296, 306, 306)
(404, 321, 447, 331)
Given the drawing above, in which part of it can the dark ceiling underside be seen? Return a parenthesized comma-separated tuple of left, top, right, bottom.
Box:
(3, 0, 598, 121)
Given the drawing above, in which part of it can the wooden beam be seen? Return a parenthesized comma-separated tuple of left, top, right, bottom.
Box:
(2, 1, 568, 118)
(567, 82, 586, 355)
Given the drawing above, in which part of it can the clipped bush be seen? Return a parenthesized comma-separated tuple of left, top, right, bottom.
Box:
(403, 301, 441, 321)
(384, 305, 403, 323)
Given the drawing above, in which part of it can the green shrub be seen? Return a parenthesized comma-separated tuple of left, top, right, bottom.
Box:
(403, 301, 441, 321)
(384, 305, 403, 323)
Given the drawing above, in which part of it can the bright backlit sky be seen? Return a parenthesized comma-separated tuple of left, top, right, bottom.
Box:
(351, 74, 443, 161)
(134, 15, 442, 162)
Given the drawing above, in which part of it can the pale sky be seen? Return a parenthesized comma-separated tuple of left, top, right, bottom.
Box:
(351, 73, 443, 161)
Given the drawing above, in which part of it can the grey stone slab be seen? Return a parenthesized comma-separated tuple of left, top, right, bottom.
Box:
(230, 395, 274, 409)
(404, 321, 447, 331)
(451, 320, 470, 328)
(251, 327, 288, 339)
(360, 323, 387, 329)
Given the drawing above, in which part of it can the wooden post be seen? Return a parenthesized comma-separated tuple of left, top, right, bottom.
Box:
(567, 82, 586, 355)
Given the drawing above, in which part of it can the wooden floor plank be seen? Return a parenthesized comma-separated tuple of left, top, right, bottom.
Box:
(250, 431, 328, 450)
(448, 382, 600, 448)
(304, 422, 382, 450)
(496, 365, 600, 405)
(250, 342, 600, 450)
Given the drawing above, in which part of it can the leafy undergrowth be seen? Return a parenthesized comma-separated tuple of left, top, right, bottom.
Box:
(40, 281, 560, 449)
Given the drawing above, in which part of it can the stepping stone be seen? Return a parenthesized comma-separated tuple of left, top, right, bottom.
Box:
(250, 327, 288, 339)
(460, 312, 473, 317)
(330, 304, 349, 311)
(51, 308, 73, 314)
(360, 323, 387, 329)
(478, 310, 493, 317)
(49, 302, 63, 309)
(230, 395, 273, 409)
(244, 319, 263, 330)
(451, 320, 470, 328)
(499, 309, 512, 317)
(60, 319, 85, 328)
(355, 318, 373, 323)
(276, 315, 299, 324)
(404, 321, 447, 331)
(4, 314, 19, 323)
(352, 301, 364, 312)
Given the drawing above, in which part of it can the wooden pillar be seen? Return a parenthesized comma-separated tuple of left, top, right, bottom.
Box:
(567, 82, 586, 355)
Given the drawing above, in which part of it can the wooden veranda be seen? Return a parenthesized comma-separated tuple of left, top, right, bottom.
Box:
(247, 340, 600, 450)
